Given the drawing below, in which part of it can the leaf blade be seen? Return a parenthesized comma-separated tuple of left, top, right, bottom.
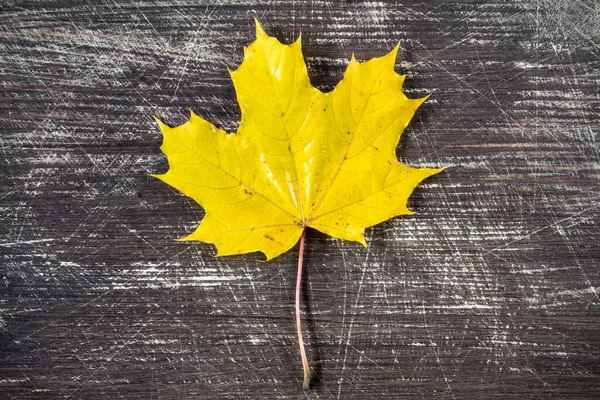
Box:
(154, 21, 443, 259)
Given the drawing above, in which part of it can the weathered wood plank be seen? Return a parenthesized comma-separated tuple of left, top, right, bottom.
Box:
(1, 1, 598, 398)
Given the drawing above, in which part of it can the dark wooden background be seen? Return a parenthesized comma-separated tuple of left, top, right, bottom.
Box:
(1, 1, 598, 399)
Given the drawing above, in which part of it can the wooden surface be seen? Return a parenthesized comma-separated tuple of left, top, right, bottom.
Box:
(1, 1, 599, 399)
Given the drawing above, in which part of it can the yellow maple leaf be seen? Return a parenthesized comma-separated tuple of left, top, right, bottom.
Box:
(153, 20, 443, 261)
(153, 19, 443, 389)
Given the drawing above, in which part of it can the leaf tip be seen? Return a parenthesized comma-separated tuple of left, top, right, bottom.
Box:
(410, 92, 432, 110)
(258, 253, 272, 262)
(226, 65, 236, 78)
(432, 166, 448, 176)
(148, 173, 166, 183)
(188, 108, 199, 120)
(152, 115, 169, 131)
(356, 232, 367, 247)
(254, 17, 266, 38)
(376, 42, 400, 72)
(213, 250, 225, 258)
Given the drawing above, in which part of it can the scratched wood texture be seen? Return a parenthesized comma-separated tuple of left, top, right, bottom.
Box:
(1, 1, 599, 399)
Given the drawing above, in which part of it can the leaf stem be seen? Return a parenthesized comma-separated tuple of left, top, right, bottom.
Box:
(296, 227, 310, 390)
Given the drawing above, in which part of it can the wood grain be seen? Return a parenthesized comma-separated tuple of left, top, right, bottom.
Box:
(1, 1, 598, 398)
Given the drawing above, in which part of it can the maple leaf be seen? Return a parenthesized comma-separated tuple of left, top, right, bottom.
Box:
(153, 19, 443, 389)
(154, 20, 443, 260)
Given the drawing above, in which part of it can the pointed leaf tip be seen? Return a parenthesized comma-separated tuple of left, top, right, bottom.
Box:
(227, 65, 235, 77)
(152, 115, 169, 131)
(188, 108, 199, 119)
(175, 234, 192, 242)
(261, 252, 274, 262)
(416, 93, 432, 107)
(149, 173, 167, 184)
(380, 43, 400, 69)
(254, 17, 266, 38)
